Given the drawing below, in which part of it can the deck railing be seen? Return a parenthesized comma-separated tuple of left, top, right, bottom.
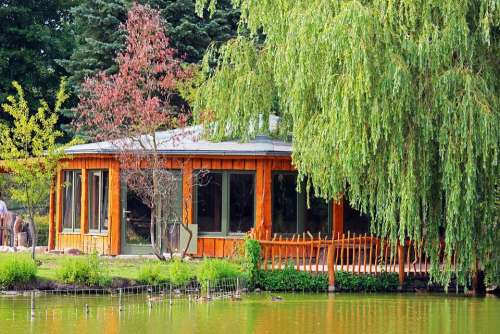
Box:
(250, 230, 447, 290)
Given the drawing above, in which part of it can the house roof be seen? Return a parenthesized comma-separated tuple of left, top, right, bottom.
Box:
(64, 125, 292, 157)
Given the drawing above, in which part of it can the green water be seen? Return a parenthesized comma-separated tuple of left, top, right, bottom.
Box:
(1, 293, 498, 334)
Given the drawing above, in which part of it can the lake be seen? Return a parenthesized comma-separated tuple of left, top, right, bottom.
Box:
(1, 292, 498, 334)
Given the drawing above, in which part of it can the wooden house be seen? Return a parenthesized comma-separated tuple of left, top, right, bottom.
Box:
(48, 126, 370, 257)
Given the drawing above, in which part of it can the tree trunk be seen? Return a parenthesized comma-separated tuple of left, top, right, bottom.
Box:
(27, 216, 37, 261)
(180, 222, 193, 260)
(150, 209, 165, 261)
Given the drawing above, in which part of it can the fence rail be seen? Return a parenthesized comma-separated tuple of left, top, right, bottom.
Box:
(251, 230, 450, 290)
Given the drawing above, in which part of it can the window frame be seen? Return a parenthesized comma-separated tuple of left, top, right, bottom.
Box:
(87, 169, 109, 235)
(61, 169, 82, 233)
(194, 170, 256, 237)
(271, 171, 331, 236)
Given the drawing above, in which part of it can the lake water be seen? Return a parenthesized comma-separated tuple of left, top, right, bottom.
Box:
(1, 292, 498, 334)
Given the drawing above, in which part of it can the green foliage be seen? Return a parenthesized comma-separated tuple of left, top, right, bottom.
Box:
(0, 80, 76, 256)
(168, 259, 195, 285)
(334, 272, 399, 292)
(194, 0, 500, 287)
(196, 258, 242, 283)
(34, 215, 49, 247)
(137, 262, 169, 285)
(255, 267, 328, 292)
(0, 0, 74, 108)
(243, 238, 261, 284)
(142, 0, 239, 64)
(0, 254, 38, 289)
(56, 254, 111, 287)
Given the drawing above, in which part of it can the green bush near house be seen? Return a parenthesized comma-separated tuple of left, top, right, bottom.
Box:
(0, 254, 38, 289)
(255, 267, 328, 292)
(137, 262, 168, 285)
(196, 258, 243, 284)
(334, 272, 399, 292)
(244, 238, 261, 286)
(34, 215, 49, 247)
(56, 254, 110, 287)
(168, 259, 195, 286)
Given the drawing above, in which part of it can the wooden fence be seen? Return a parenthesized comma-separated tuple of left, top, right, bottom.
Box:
(252, 231, 445, 290)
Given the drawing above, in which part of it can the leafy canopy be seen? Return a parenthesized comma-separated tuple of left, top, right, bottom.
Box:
(0, 80, 73, 220)
(194, 0, 499, 287)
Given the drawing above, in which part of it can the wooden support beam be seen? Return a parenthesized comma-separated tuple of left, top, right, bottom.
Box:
(332, 198, 344, 235)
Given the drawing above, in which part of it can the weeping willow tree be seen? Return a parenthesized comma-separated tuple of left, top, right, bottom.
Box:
(193, 0, 499, 288)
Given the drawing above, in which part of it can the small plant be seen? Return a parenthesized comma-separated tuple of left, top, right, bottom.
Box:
(168, 259, 194, 286)
(196, 258, 243, 284)
(0, 254, 37, 289)
(137, 262, 168, 285)
(56, 253, 110, 287)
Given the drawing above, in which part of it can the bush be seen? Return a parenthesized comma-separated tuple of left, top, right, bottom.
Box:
(34, 215, 49, 247)
(137, 262, 168, 285)
(196, 258, 243, 284)
(56, 254, 110, 287)
(244, 238, 261, 286)
(168, 259, 194, 286)
(256, 267, 328, 292)
(0, 254, 37, 289)
(334, 271, 399, 292)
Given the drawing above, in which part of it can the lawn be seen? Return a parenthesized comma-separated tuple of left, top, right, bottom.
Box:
(34, 254, 195, 282)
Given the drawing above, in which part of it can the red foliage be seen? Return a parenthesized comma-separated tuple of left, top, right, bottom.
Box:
(75, 3, 190, 141)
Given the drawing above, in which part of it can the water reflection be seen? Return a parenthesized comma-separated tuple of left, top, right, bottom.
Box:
(1, 293, 498, 334)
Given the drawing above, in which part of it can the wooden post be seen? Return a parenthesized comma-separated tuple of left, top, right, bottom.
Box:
(327, 244, 335, 292)
(398, 242, 405, 289)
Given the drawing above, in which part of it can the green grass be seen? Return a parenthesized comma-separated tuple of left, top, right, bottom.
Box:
(0, 253, 37, 289)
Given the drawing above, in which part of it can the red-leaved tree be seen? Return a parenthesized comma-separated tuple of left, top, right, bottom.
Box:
(75, 3, 193, 260)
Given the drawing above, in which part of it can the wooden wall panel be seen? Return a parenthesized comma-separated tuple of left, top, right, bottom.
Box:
(333, 198, 344, 235)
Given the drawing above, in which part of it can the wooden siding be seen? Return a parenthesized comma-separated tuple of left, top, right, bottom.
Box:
(49, 154, 344, 257)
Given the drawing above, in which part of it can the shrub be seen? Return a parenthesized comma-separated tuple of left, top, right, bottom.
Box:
(168, 259, 194, 286)
(0, 254, 37, 289)
(244, 238, 261, 286)
(334, 271, 399, 292)
(196, 258, 242, 284)
(56, 254, 110, 287)
(137, 262, 168, 285)
(34, 215, 49, 246)
(255, 267, 328, 292)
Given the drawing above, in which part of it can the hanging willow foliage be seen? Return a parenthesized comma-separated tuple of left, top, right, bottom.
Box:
(193, 0, 500, 287)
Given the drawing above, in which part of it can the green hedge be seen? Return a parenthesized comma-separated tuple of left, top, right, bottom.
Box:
(254, 268, 400, 292)
(0, 254, 37, 289)
(334, 271, 399, 292)
(255, 267, 328, 292)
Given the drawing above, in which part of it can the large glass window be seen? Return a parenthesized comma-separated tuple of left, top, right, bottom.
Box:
(229, 173, 255, 233)
(272, 172, 330, 235)
(195, 171, 255, 235)
(196, 172, 223, 233)
(88, 170, 109, 233)
(62, 170, 82, 231)
(272, 173, 297, 234)
(123, 171, 182, 245)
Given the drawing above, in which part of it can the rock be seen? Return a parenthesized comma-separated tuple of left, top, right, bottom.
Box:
(15, 246, 29, 253)
(64, 248, 81, 256)
(35, 246, 48, 253)
(48, 249, 64, 255)
(254, 288, 261, 293)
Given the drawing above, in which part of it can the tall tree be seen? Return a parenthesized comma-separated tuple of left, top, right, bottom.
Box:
(57, 0, 129, 134)
(143, 0, 239, 63)
(59, 0, 129, 89)
(194, 0, 500, 287)
(0, 80, 73, 259)
(0, 0, 75, 106)
(75, 4, 192, 260)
